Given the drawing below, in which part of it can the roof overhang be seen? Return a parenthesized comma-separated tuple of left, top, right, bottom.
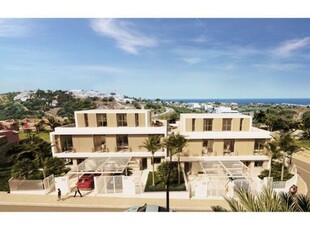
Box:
(69, 156, 132, 174)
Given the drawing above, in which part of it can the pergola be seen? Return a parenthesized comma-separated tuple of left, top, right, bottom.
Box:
(199, 160, 250, 179)
(69, 156, 132, 175)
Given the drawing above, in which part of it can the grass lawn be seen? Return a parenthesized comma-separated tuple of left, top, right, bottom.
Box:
(19, 131, 51, 142)
(297, 139, 310, 149)
(144, 171, 186, 192)
(0, 163, 13, 191)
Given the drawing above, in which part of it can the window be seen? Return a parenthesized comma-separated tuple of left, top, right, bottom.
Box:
(84, 114, 89, 127)
(135, 113, 139, 127)
(203, 119, 213, 131)
(116, 135, 128, 151)
(223, 139, 235, 154)
(242, 161, 251, 167)
(222, 119, 232, 131)
(202, 139, 213, 154)
(192, 118, 196, 131)
(254, 161, 263, 167)
(117, 114, 127, 127)
(153, 157, 161, 164)
(97, 114, 107, 127)
(239, 118, 244, 131)
(61, 135, 73, 152)
(254, 139, 265, 154)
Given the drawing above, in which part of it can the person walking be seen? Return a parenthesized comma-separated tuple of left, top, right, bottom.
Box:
(57, 188, 62, 201)
(73, 186, 82, 197)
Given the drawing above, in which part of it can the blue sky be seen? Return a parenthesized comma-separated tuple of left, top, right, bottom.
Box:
(1, 18, 310, 99)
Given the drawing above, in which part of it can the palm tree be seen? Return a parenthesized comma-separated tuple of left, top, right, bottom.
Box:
(264, 138, 282, 178)
(10, 136, 52, 179)
(272, 132, 300, 181)
(163, 133, 187, 184)
(140, 135, 162, 186)
(211, 186, 310, 212)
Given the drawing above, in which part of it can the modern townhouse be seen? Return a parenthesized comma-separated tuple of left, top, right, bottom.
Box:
(178, 113, 272, 176)
(50, 109, 167, 170)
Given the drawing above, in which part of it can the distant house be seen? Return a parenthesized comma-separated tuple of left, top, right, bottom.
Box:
(0, 120, 19, 143)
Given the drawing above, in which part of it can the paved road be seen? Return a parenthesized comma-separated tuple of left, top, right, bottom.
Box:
(293, 158, 310, 196)
(0, 205, 122, 212)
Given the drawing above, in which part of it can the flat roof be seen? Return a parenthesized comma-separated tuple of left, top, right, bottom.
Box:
(69, 156, 132, 174)
(75, 109, 150, 114)
(180, 113, 251, 119)
(51, 126, 167, 135)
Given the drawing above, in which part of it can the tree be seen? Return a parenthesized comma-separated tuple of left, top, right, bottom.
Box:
(11, 158, 41, 180)
(156, 161, 178, 185)
(273, 132, 300, 181)
(211, 186, 310, 212)
(44, 157, 69, 177)
(140, 135, 162, 186)
(9, 136, 52, 179)
(163, 133, 187, 210)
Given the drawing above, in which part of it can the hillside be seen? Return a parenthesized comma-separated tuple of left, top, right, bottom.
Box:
(0, 89, 136, 121)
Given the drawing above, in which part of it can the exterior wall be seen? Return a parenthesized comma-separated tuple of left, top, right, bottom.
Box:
(76, 113, 85, 127)
(129, 134, 148, 152)
(107, 114, 117, 127)
(213, 118, 222, 131)
(195, 119, 203, 132)
(235, 139, 254, 155)
(139, 113, 145, 127)
(106, 135, 117, 152)
(185, 140, 203, 156)
(213, 140, 224, 156)
(147, 111, 151, 127)
(232, 118, 240, 131)
(243, 118, 251, 131)
(127, 113, 135, 127)
(72, 135, 94, 152)
(185, 118, 192, 132)
(88, 113, 97, 127)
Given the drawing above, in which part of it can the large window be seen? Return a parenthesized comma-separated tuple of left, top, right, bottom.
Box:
(239, 118, 244, 131)
(116, 135, 129, 151)
(135, 113, 139, 127)
(97, 114, 107, 127)
(192, 118, 196, 131)
(117, 114, 127, 127)
(223, 139, 235, 155)
(222, 119, 232, 131)
(254, 139, 265, 154)
(84, 114, 89, 127)
(203, 119, 213, 131)
(61, 135, 73, 152)
(202, 139, 214, 154)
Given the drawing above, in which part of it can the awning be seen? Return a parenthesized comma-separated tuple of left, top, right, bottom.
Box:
(200, 160, 250, 179)
(69, 156, 132, 174)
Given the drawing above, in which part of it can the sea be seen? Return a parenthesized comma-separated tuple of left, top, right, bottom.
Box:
(162, 98, 310, 106)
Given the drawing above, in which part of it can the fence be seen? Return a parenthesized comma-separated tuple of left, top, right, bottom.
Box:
(9, 174, 55, 195)
(272, 166, 298, 193)
(95, 175, 143, 195)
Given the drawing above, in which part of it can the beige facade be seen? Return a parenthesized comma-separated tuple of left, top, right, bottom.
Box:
(183, 117, 251, 132)
(75, 110, 151, 128)
(179, 113, 270, 158)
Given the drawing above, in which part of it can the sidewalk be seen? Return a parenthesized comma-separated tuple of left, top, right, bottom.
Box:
(0, 192, 229, 211)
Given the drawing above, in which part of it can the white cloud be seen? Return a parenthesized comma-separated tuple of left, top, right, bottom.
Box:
(272, 37, 310, 57)
(253, 63, 302, 71)
(223, 63, 236, 70)
(70, 65, 125, 74)
(0, 19, 29, 37)
(90, 19, 157, 54)
(182, 57, 202, 64)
